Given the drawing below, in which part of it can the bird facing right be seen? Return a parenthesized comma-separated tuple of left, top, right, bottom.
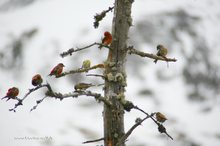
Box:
(154, 44, 168, 64)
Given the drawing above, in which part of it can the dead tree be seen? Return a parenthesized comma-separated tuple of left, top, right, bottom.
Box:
(2, 0, 177, 146)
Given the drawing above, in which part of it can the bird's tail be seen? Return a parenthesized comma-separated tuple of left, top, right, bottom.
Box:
(1, 96, 6, 100)
(47, 74, 52, 77)
(1, 96, 10, 101)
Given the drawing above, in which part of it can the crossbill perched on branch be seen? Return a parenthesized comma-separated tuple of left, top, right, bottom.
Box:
(32, 74, 43, 86)
(1, 87, 19, 101)
(155, 112, 167, 123)
(82, 60, 91, 70)
(74, 83, 95, 91)
(48, 63, 65, 77)
(154, 44, 168, 64)
(98, 31, 112, 49)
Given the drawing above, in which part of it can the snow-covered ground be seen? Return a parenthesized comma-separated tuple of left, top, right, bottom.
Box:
(0, 0, 220, 146)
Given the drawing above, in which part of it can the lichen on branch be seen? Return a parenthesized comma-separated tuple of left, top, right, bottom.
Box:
(119, 99, 173, 141)
(127, 46, 177, 63)
(60, 42, 111, 58)
(56, 64, 105, 78)
(9, 83, 52, 112)
(93, 6, 114, 28)
(46, 90, 111, 106)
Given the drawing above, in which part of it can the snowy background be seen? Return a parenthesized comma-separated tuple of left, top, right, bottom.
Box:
(0, 0, 220, 146)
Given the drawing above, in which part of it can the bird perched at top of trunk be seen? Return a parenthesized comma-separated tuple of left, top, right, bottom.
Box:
(32, 74, 43, 86)
(48, 63, 65, 77)
(98, 31, 112, 49)
(154, 44, 168, 64)
(1, 87, 19, 101)
(74, 83, 95, 91)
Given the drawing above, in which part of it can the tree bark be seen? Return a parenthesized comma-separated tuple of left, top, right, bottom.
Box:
(104, 0, 133, 146)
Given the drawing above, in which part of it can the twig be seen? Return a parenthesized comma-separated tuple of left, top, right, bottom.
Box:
(117, 116, 150, 146)
(30, 96, 47, 112)
(157, 123, 173, 140)
(133, 106, 157, 123)
(86, 74, 106, 79)
(96, 83, 105, 86)
(128, 46, 177, 63)
(83, 137, 104, 144)
(23, 83, 52, 101)
(93, 6, 114, 28)
(60, 42, 111, 58)
(121, 101, 173, 140)
(134, 106, 173, 140)
(9, 83, 52, 112)
(56, 64, 105, 78)
(46, 90, 111, 106)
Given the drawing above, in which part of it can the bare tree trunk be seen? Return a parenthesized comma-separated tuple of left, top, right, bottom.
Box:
(104, 0, 133, 146)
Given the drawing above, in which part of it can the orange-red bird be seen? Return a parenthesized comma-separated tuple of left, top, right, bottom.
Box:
(48, 63, 65, 77)
(1, 87, 19, 101)
(99, 31, 112, 49)
(32, 74, 43, 86)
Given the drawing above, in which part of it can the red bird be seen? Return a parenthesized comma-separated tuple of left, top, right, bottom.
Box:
(32, 74, 43, 86)
(48, 63, 65, 77)
(99, 31, 112, 49)
(1, 87, 19, 101)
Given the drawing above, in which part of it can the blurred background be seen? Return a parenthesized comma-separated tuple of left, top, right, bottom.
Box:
(0, 0, 220, 146)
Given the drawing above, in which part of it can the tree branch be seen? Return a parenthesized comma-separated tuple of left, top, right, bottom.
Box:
(86, 74, 106, 79)
(93, 6, 114, 28)
(56, 64, 105, 78)
(9, 83, 52, 112)
(133, 106, 157, 123)
(117, 116, 150, 146)
(46, 90, 111, 106)
(60, 42, 111, 58)
(127, 46, 177, 63)
(120, 100, 173, 140)
(9, 82, 111, 112)
(133, 106, 173, 140)
(83, 137, 104, 144)
(30, 96, 47, 112)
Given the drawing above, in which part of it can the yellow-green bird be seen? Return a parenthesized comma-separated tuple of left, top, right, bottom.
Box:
(154, 44, 168, 64)
(74, 83, 94, 91)
(82, 60, 91, 70)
